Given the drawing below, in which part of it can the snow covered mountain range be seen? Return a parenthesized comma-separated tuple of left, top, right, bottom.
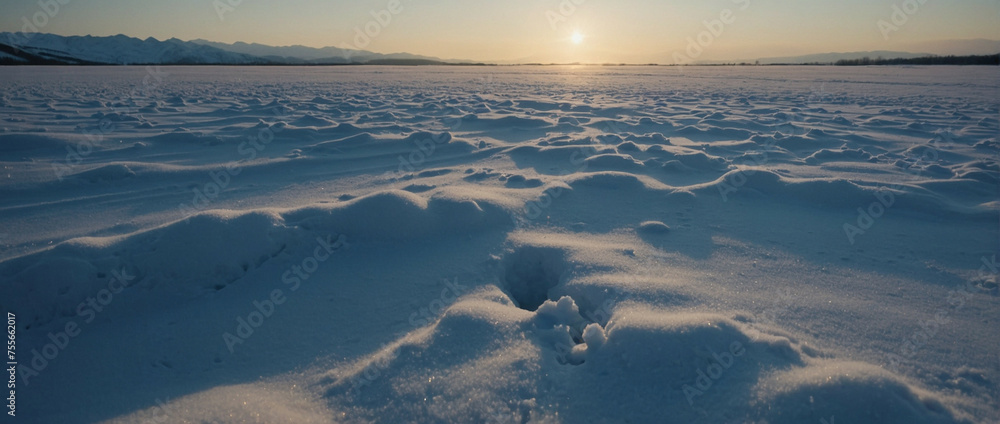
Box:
(0, 32, 451, 65)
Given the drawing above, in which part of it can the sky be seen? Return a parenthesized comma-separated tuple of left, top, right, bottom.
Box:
(1, 0, 998, 63)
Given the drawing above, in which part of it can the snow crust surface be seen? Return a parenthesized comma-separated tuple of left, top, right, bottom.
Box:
(0, 65, 998, 423)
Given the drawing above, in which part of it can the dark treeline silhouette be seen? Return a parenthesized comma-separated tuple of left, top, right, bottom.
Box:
(835, 54, 999, 66)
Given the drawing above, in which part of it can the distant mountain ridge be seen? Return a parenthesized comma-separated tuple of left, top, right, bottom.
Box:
(0, 33, 453, 65)
(0, 33, 264, 65)
(188, 39, 447, 64)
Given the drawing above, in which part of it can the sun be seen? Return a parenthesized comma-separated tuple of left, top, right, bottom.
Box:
(570, 31, 585, 45)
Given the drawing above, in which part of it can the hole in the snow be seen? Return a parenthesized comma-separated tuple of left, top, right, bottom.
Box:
(502, 246, 567, 311)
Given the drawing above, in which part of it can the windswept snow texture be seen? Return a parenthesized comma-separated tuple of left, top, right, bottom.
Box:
(1, 66, 998, 423)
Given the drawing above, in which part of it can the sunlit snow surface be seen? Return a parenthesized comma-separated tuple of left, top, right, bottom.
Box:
(1, 66, 998, 423)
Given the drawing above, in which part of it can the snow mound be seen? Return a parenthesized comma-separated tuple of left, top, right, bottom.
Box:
(319, 288, 543, 423)
(1, 210, 291, 328)
(103, 382, 336, 424)
(317, 293, 966, 423)
(754, 361, 964, 424)
(637, 220, 671, 234)
(69, 163, 136, 183)
(3, 189, 511, 328)
(149, 128, 228, 145)
(0, 134, 76, 152)
(697, 169, 994, 216)
(565, 171, 660, 191)
(285, 190, 512, 240)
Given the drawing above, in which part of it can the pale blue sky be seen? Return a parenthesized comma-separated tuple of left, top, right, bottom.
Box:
(1, 0, 998, 62)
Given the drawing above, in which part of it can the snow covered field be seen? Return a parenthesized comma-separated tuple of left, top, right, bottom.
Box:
(1, 65, 998, 423)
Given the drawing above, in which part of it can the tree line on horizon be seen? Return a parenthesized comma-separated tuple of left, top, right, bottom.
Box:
(833, 54, 999, 66)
